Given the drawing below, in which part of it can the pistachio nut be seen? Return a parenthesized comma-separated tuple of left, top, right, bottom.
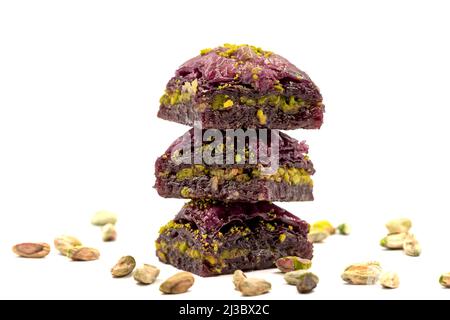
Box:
(276, 256, 312, 273)
(337, 223, 351, 235)
(160, 272, 195, 294)
(101, 223, 117, 242)
(311, 220, 335, 235)
(296, 272, 319, 293)
(341, 262, 382, 285)
(379, 272, 399, 289)
(69, 247, 100, 261)
(111, 255, 136, 277)
(380, 232, 407, 249)
(284, 270, 310, 285)
(385, 218, 412, 234)
(238, 278, 271, 296)
(133, 264, 160, 285)
(54, 235, 82, 256)
(91, 210, 117, 226)
(307, 230, 328, 243)
(12, 242, 50, 258)
(232, 270, 247, 290)
(439, 273, 450, 288)
(403, 234, 421, 257)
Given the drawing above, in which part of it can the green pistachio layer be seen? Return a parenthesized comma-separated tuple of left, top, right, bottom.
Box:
(172, 165, 313, 187)
(160, 79, 198, 106)
(160, 87, 307, 114)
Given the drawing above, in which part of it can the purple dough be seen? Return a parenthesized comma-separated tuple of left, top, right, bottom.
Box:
(157, 44, 324, 130)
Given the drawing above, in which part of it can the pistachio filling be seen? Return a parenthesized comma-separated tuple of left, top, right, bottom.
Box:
(160, 89, 308, 114)
(156, 239, 249, 270)
(160, 79, 198, 106)
(173, 165, 313, 187)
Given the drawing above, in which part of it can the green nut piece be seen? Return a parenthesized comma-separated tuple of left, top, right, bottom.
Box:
(439, 273, 450, 288)
(380, 232, 407, 249)
(337, 223, 351, 235)
(276, 256, 312, 273)
(385, 218, 412, 234)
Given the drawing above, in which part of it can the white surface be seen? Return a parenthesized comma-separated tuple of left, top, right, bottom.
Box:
(1, 0, 450, 300)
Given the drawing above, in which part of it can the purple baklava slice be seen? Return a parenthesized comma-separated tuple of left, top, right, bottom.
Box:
(158, 44, 324, 130)
(154, 128, 315, 202)
(156, 201, 313, 277)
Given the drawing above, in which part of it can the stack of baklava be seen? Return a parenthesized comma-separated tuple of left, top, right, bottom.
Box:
(154, 44, 324, 276)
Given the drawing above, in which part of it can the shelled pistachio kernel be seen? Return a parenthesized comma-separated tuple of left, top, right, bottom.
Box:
(311, 220, 335, 235)
(111, 255, 136, 277)
(160, 272, 195, 294)
(233, 270, 247, 290)
(385, 218, 411, 234)
(54, 235, 82, 256)
(101, 223, 117, 242)
(12, 242, 50, 258)
(380, 232, 407, 249)
(379, 272, 400, 289)
(91, 210, 117, 226)
(133, 264, 160, 285)
(337, 223, 351, 235)
(341, 261, 382, 285)
(238, 278, 271, 296)
(439, 273, 450, 288)
(403, 234, 421, 257)
(276, 256, 312, 273)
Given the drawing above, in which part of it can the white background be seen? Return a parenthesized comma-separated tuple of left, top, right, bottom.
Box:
(1, 0, 449, 300)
